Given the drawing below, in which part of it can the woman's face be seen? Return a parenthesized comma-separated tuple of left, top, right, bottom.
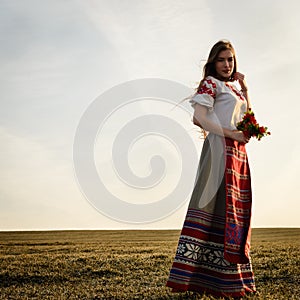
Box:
(215, 49, 234, 81)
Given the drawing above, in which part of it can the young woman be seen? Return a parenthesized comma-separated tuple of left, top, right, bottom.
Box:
(166, 40, 256, 298)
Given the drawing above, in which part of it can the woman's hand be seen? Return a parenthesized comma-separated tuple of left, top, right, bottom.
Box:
(234, 72, 248, 92)
(229, 130, 250, 143)
(234, 72, 252, 110)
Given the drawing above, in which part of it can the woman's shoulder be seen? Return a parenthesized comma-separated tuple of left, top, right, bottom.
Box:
(204, 75, 216, 82)
(205, 75, 226, 84)
(205, 76, 240, 92)
(202, 76, 223, 90)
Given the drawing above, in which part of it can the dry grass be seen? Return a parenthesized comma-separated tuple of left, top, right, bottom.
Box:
(0, 229, 299, 299)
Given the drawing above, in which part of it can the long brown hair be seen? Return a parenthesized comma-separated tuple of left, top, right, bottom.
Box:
(174, 40, 238, 139)
(197, 40, 237, 92)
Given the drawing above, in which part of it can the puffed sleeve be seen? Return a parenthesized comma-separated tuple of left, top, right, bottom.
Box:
(189, 77, 217, 111)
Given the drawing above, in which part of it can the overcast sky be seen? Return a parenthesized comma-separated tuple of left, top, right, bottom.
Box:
(1, 0, 299, 230)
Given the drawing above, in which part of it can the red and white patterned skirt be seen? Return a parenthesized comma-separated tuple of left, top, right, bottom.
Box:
(166, 134, 256, 298)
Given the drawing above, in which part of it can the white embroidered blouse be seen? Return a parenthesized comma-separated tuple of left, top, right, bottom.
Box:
(189, 76, 249, 131)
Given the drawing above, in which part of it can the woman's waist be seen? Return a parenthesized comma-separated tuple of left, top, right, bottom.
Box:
(205, 114, 237, 130)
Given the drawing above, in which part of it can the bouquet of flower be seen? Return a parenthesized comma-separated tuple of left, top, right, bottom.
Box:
(236, 109, 271, 141)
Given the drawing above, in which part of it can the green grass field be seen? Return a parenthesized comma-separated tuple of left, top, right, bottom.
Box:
(0, 229, 299, 299)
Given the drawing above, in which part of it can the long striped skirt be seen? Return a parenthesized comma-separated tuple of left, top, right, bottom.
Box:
(166, 134, 256, 298)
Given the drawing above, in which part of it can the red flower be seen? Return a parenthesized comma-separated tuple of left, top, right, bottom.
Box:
(249, 115, 257, 124)
(259, 126, 266, 134)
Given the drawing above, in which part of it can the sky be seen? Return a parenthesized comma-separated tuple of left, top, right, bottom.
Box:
(1, 0, 300, 230)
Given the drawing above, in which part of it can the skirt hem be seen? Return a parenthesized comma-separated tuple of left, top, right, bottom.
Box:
(166, 281, 256, 298)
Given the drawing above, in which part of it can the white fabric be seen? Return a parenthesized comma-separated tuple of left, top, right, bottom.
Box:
(189, 76, 248, 130)
(191, 93, 215, 111)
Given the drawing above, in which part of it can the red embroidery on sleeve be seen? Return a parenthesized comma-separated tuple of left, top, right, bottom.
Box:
(198, 79, 217, 98)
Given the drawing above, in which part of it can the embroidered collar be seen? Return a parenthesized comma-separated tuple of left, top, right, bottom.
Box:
(225, 82, 245, 101)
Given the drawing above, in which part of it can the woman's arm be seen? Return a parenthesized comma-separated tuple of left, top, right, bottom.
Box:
(234, 72, 252, 110)
(193, 104, 249, 143)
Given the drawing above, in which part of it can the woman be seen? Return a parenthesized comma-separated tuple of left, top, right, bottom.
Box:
(166, 40, 256, 298)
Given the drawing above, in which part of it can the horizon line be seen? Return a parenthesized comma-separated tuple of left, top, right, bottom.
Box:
(0, 226, 299, 232)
